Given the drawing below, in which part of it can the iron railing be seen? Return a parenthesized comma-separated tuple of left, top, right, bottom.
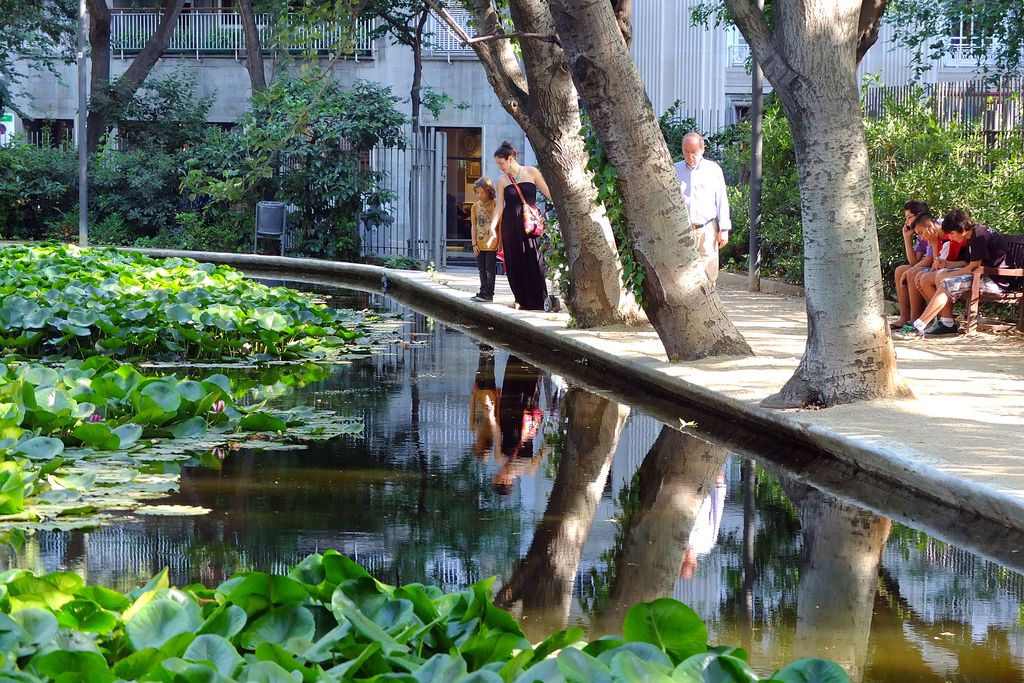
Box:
(110, 9, 375, 59)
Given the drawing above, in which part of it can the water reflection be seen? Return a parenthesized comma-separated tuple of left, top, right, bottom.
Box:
(0, 291, 1022, 682)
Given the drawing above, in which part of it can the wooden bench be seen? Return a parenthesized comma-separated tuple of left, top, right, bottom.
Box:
(965, 234, 1024, 334)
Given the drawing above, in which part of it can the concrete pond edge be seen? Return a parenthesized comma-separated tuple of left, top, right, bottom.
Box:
(114, 248, 1024, 564)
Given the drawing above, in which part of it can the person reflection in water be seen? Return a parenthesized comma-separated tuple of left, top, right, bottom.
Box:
(680, 469, 727, 580)
(492, 355, 544, 495)
(470, 345, 501, 462)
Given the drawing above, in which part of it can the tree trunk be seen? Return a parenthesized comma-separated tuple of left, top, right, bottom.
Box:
(596, 427, 729, 633)
(783, 482, 891, 683)
(496, 389, 628, 636)
(548, 0, 752, 360)
(410, 8, 429, 135)
(439, 0, 639, 327)
(236, 0, 266, 92)
(118, 0, 188, 91)
(726, 0, 910, 406)
(86, 0, 110, 153)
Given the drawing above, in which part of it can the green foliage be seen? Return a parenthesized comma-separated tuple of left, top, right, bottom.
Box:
(97, 72, 214, 154)
(183, 72, 406, 261)
(0, 244, 366, 361)
(0, 142, 78, 240)
(719, 91, 1024, 286)
(0, 357, 359, 530)
(0, 551, 850, 682)
(0, 0, 74, 113)
(91, 149, 183, 237)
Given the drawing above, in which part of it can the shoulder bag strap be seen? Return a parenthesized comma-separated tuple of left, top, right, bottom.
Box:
(507, 172, 530, 207)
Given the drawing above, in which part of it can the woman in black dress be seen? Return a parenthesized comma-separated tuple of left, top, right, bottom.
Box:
(486, 141, 551, 310)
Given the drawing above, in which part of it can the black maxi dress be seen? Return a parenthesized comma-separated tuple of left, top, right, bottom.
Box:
(501, 180, 548, 310)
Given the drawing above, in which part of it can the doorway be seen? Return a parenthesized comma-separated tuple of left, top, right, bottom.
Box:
(437, 127, 482, 264)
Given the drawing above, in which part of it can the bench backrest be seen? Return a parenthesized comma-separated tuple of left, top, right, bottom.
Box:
(1006, 235, 1024, 270)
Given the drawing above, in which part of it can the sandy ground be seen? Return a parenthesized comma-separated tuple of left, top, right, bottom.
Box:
(424, 265, 1024, 503)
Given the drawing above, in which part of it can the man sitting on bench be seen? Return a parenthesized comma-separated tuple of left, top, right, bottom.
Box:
(899, 209, 1017, 338)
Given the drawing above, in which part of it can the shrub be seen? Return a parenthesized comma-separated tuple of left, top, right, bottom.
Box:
(0, 141, 77, 239)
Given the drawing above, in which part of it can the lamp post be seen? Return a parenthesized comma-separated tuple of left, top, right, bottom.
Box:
(77, 0, 88, 247)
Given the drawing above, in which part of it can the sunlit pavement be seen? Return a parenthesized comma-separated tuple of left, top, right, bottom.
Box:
(422, 266, 1024, 505)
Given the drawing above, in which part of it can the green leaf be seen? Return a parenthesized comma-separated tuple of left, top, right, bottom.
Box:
(14, 436, 64, 460)
(239, 413, 287, 432)
(183, 634, 244, 678)
(239, 606, 315, 651)
(768, 658, 852, 683)
(557, 648, 612, 683)
(239, 660, 304, 683)
(198, 603, 247, 640)
(11, 607, 58, 647)
(72, 423, 121, 451)
(32, 649, 115, 682)
(113, 423, 143, 449)
(609, 651, 675, 683)
(621, 598, 707, 663)
(126, 598, 195, 651)
(140, 381, 182, 413)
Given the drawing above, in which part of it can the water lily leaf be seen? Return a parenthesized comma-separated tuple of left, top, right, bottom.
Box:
(169, 417, 209, 439)
(239, 413, 287, 432)
(56, 601, 118, 635)
(140, 381, 182, 413)
(621, 598, 707, 663)
(239, 660, 303, 683)
(770, 658, 852, 683)
(32, 649, 114, 682)
(134, 505, 211, 516)
(11, 607, 59, 647)
(73, 423, 120, 451)
(14, 436, 64, 460)
(198, 604, 247, 640)
(255, 309, 289, 332)
(609, 651, 675, 683)
(183, 634, 244, 678)
(112, 423, 143, 449)
(239, 606, 315, 651)
(126, 598, 195, 651)
(24, 366, 59, 387)
(557, 648, 612, 683)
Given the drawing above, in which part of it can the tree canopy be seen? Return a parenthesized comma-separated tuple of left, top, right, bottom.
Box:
(0, 0, 74, 112)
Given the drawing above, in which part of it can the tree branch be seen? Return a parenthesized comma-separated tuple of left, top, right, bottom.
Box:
(467, 31, 560, 46)
(723, 0, 803, 90)
(424, 0, 532, 123)
(611, 0, 632, 46)
(856, 0, 888, 63)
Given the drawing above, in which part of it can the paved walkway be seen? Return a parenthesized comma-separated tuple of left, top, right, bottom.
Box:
(419, 266, 1024, 504)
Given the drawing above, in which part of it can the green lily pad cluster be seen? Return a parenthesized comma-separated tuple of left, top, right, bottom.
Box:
(0, 244, 363, 362)
(0, 357, 361, 530)
(0, 550, 848, 683)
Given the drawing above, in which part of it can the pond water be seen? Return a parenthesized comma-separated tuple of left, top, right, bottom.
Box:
(2, 286, 1023, 682)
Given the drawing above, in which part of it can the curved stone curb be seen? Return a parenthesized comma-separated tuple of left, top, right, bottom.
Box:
(106, 247, 1024, 567)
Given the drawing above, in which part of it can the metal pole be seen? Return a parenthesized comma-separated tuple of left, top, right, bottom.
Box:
(747, 3, 763, 292)
(77, 0, 88, 247)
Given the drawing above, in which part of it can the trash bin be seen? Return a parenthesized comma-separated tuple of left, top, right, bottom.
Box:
(255, 201, 288, 255)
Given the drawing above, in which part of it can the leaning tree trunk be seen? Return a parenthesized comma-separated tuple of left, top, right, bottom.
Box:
(548, 0, 752, 360)
(86, 0, 111, 153)
(506, 0, 642, 325)
(782, 481, 891, 683)
(596, 427, 729, 633)
(118, 0, 188, 91)
(497, 389, 628, 636)
(433, 0, 639, 327)
(236, 0, 266, 92)
(726, 0, 910, 407)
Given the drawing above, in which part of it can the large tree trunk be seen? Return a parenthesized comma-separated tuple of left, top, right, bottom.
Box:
(783, 482, 891, 683)
(236, 0, 266, 92)
(726, 0, 910, 406)
(118, 0, 188, 91)
(435, 0, 639, 327)
(548, 0, 752, 360)
(497, 389, 628, 637)
(595, 427, 729, 633)
(86, 0, 110, 153)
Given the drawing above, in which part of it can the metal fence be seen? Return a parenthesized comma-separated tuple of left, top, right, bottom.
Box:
(363, 128, 448, 266)
(110, 10, 375, 59)
(863, 78, 1024, 131)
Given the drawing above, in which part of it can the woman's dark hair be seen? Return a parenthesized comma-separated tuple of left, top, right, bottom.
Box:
(494, 140, 518, 160)
(942, 209, 974, 233)
(903, 199, 930, 216)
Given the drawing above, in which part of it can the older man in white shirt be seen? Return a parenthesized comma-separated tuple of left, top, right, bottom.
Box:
(673, 132, 731, 282)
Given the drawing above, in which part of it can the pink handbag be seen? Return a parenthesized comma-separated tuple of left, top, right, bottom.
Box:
(508, 173, 545, 237)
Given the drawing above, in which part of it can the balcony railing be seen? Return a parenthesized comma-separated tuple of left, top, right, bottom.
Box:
(726, 27, 750, 68)
(110, 10, 375, 59)
(425, 9, 478, 59)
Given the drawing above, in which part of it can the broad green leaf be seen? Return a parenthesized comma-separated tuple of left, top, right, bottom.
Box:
(239, 606, 315, 651)
(239, 412, 287, 432)
(32, 649, 114, 682)
(622, 599, 707, 663)
(126, 598, 194, 651)
(14, 436, 64, 460)
(198, 603, 247, 640)
(184, 634, 244, 678)
(768, 658, 852, 683)
(609, 651, 675, 683)
(73, 423, 120, 450)
(239, 660, 303, 683)
(11, 607, 59, 647)
(557, 648, 613, 683)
